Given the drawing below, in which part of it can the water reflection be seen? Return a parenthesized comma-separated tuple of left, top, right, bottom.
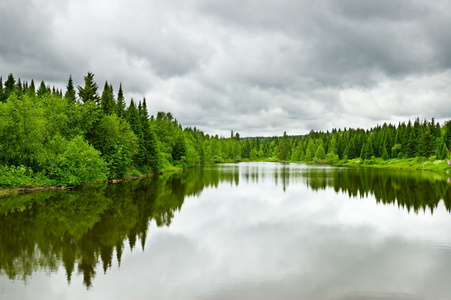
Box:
(0, 162, 450, 291)
(231, 163, 451, 214)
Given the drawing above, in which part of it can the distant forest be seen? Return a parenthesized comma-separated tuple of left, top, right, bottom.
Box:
(1, 72, 451, 187)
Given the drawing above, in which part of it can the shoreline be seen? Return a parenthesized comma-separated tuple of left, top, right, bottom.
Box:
(0, 168, 185, 198)
(2, 159, 450, 198)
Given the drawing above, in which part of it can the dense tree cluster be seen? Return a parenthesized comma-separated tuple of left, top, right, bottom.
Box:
(1, 72, 450, 187)
(0, 73, 207, 187)
(254, 118, 451, 163)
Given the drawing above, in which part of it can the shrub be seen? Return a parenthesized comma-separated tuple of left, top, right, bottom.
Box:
(51, 136, 109, 186)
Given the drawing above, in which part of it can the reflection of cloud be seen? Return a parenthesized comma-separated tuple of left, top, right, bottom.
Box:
(130, 163, 451, 299)
(2, 163, 451, 299)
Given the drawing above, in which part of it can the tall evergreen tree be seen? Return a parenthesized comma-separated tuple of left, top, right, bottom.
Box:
(37, 81, 49, 98)
(77, 72, 99, 104)
(444, 121, 451, 149)
(116, 83, 126, 118)
(15, 78, 23, 97)
(64, 74, 76, 104)
(100, 81, 116, 115)
(2, 73, 15, 101)
(0, 76, 3, 102)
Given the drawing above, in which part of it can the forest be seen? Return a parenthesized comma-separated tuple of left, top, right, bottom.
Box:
(1, 72, 451, 188)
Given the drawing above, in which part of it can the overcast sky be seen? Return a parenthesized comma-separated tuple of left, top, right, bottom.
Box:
(1, 0, 451, 137)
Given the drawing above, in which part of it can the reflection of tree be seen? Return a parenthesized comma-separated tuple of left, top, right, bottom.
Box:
(302, 167, 451, 214)
(2, 164, 447, 289)
(0, 166, 230, 288)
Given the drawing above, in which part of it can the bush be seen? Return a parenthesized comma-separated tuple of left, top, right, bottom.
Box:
(0, 165, 33, 188)
(51, 136, 109, 186)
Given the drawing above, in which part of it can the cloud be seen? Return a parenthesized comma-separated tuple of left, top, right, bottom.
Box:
(1, 0, 451, 136)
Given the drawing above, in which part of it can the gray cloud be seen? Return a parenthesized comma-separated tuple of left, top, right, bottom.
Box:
(1, 0, 451, 136)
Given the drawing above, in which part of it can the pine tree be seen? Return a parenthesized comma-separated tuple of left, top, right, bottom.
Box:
(406, 129, 417, 158)
(140, 98, 149, 121)
(360, 139, 374, 160)
(444, 121, 451, 149)
(382, 143, 389, 160)
(64, 74, 76, 104)
(116, 83, 126, 118)
(77, 72, 99, 104)
(15, 78, 23, 97)
(37, 81, 49, 98)
(0, 76, 3, 102)
(100, 81, 116, 115)
(278, 131, 290, 161)
(2, 73, 15, 101)
(315, 143, 326, 160)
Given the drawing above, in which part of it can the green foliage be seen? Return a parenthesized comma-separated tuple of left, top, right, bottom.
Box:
(314, 143, 326, 161)
(77, 72, 99, 103)
(92, 115, 138, 178)
(0, 165, 35, 188)
(100, 81, 116, 115)
(0, 93, 47, 170)
(2, 72, 451, 189)
(50, 136, 108, 186)
(64, 74, 76, 104)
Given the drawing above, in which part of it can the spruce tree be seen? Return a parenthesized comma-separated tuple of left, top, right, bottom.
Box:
(382, 143, 389, 160)
(100, 81, 116, 115)
(2, 73, 15, 101)
(444, 121, 451, 148)
(0, 76, 3, 102)
(15, 78, 23, 97)
(37, 81, 49, 98)
(406, 129, 417, 158)
(64, 74, 76, 104)
(77, 72, 99, 104)
(116, 83, 126, 118)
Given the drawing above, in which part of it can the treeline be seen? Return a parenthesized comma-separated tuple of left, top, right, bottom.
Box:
(234, 117, 451, 164)
(1, 72, 451, 187)
(0, 72, 235, 187)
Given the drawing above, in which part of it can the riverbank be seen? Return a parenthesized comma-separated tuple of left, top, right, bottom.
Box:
(240, 156, 451, 174)
(2, 157, 451, 198)
(336, 157, 451, 173)
(0, 166, 188, 198)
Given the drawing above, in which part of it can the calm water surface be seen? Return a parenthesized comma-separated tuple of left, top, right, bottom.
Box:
(1, 162, 451, 299)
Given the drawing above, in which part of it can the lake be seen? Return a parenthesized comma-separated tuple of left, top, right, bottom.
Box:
(1, 162, 451, 299)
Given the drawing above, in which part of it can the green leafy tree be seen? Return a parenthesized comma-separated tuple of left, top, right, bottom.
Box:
(314, 143, 326, 161)
(51, 135, 108, 186)
(92, 115, 138, 178)
(0, 93, 47, 170)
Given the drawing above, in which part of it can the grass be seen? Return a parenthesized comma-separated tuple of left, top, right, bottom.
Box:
(336, 157, 451, 173)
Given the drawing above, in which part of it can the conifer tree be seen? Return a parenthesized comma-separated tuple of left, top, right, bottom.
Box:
(64, 74, 76, 104)
(116, 83, 126, 118)
(100, 81, 116, 115)
(2, 73, 15, 101)
(29, 80, 36, 93)
(77, 72, 99, 104)
(37, 81, 49, 98)
(0, 76, 3, 102)
(15, 78, 23, 97)
(444, 121, 451, 148)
